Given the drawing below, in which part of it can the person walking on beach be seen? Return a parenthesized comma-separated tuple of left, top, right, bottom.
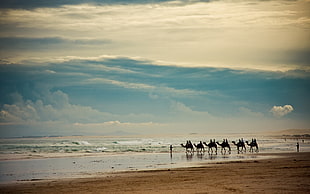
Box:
(296, 142, 299, 152)
(170, 144, 173, 158)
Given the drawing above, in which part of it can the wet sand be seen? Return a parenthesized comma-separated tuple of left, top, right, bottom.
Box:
(1, 152, 309, 193)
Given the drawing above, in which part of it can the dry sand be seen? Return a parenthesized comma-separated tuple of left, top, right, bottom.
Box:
(1, 152, 309, 194)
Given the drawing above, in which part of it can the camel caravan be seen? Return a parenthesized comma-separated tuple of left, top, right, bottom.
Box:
(180, 138, 258, 154)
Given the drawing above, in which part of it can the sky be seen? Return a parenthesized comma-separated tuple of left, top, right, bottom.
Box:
(0, 0, 309, 137)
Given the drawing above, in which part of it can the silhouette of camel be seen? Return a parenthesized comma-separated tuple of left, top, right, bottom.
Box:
(181, 140, 194, 153)
(193, 141, 205, 153)
(232, 140, 246, 153)
(216, 139, 231, 154)
(245, 139, 259, 153)
(203, 140, 217, 154)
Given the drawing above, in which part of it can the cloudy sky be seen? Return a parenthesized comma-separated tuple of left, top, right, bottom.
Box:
(0, 0, 309, 137)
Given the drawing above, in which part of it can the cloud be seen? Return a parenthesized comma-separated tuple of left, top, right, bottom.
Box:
(1, 56, 309, 118)
(73, 120, 157, 127)
(1, 1, 309, 71)
(0, 0, 177, 9)
(0, 37, 110, 51)
(0, 56, 309, 136)
(0, 90, 114, 124)
(85, 77, 205, 98)
(270, 105, 294, 117)
(169, 100, 212, 121)
(86, 78, 155, 90)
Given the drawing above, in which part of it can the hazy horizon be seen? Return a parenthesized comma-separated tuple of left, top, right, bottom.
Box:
(0, 0, 310, 137)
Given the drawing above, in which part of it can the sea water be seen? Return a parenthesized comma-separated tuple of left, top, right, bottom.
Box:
(0, 134, 309, 184)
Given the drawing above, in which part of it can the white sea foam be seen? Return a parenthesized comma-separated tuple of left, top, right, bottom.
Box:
(94, 147, 107, 152)
(72, 141, 91, 145)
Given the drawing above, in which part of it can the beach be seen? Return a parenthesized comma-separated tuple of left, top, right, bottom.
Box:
(1, 152, 309, 193)
(1, 0, 310, 192)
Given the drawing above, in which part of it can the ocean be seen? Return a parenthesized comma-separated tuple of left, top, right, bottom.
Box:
(0, 133, 309, 184)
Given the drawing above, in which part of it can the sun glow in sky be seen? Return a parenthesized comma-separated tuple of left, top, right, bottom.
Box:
(0, 0, 309, 137)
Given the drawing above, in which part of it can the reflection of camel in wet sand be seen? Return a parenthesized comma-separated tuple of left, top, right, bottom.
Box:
(185, 152, 194, 160)
(203, 140, 217, 154)
(245, 139, 259, 153)
(216, 140, 231, 154)
(193, 141, 205, 153)
(232, 140, 246, 153)
(181, 141, 194, 153)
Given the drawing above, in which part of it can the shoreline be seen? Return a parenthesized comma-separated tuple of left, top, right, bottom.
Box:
(0, 150, 283, 161)
(1, 152, 309, 193)
(0, 152, 271, 184)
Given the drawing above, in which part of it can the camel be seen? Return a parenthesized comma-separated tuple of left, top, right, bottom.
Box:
(232, 140, 246, 153)
(216, 139, 231, 154)
(245, 139, 259, 153)
(203, 140, 217, 154)
(181, 140, 194, 153)
(193, 141, 205, 153)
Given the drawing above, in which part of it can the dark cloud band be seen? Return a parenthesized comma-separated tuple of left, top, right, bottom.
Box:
(0, 0, 192, 9)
